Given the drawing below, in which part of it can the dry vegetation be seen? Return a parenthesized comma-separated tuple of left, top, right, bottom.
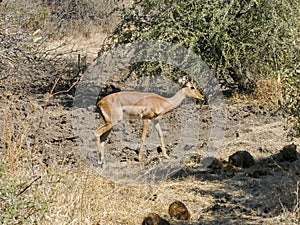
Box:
(1, 0, 300, 225)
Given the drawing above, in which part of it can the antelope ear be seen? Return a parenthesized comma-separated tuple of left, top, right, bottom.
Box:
(178, 76, 188, 84)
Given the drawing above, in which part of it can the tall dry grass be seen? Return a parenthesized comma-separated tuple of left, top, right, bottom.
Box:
(0, 122, 212, 224)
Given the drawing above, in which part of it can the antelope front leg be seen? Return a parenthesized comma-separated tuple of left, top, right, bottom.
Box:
(139, 119, 150, 162)
(94, 132, 104, 166)
(154, 120, 169, 159)
(94, 123, 112, 166)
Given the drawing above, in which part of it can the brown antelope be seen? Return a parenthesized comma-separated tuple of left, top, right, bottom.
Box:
(94, 77, 204, 166)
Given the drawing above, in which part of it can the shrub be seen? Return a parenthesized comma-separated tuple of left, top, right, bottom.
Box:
(102, 0, 299, 96)
(43, 0, 117, 35)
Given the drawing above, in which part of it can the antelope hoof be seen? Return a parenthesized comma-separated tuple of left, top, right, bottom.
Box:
(97, 160, 104, 168)
(97, 156, 104, 168)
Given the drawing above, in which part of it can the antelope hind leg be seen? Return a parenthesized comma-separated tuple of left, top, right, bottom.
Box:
(154, 120, 169, 159)
(139, 119, 150, 162)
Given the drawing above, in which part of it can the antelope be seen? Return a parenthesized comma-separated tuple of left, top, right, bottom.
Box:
(94, 77, 204, 166)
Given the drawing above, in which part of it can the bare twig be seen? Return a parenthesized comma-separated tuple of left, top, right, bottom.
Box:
(32, 77, 60, 152)
(16, 175, 42, 197)
(52, 76, 81, 96)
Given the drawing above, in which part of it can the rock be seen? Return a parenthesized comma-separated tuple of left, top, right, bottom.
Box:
(273, 143, 298, 162)
(142, 213, 170, 225)
(228, 151, 254, 168)
(168, 200, 191, 221)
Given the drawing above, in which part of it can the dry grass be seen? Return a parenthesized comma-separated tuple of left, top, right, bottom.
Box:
(229, 78, 283, 108)
(253, 79, 283, 105)
(0, 147, 215, 224)
(2, 152, 299, 224)
(266, 185, 300, 225)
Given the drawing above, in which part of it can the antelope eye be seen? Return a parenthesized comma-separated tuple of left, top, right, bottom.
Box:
(191, 86, 195, 90)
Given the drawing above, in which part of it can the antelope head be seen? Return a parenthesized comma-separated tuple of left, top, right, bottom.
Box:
(179, 76, 204, 101)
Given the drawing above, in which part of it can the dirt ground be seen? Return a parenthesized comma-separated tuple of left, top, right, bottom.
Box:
(1, 33, 300, 225)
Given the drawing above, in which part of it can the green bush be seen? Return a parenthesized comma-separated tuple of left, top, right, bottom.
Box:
(102, 0, 299, 93)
